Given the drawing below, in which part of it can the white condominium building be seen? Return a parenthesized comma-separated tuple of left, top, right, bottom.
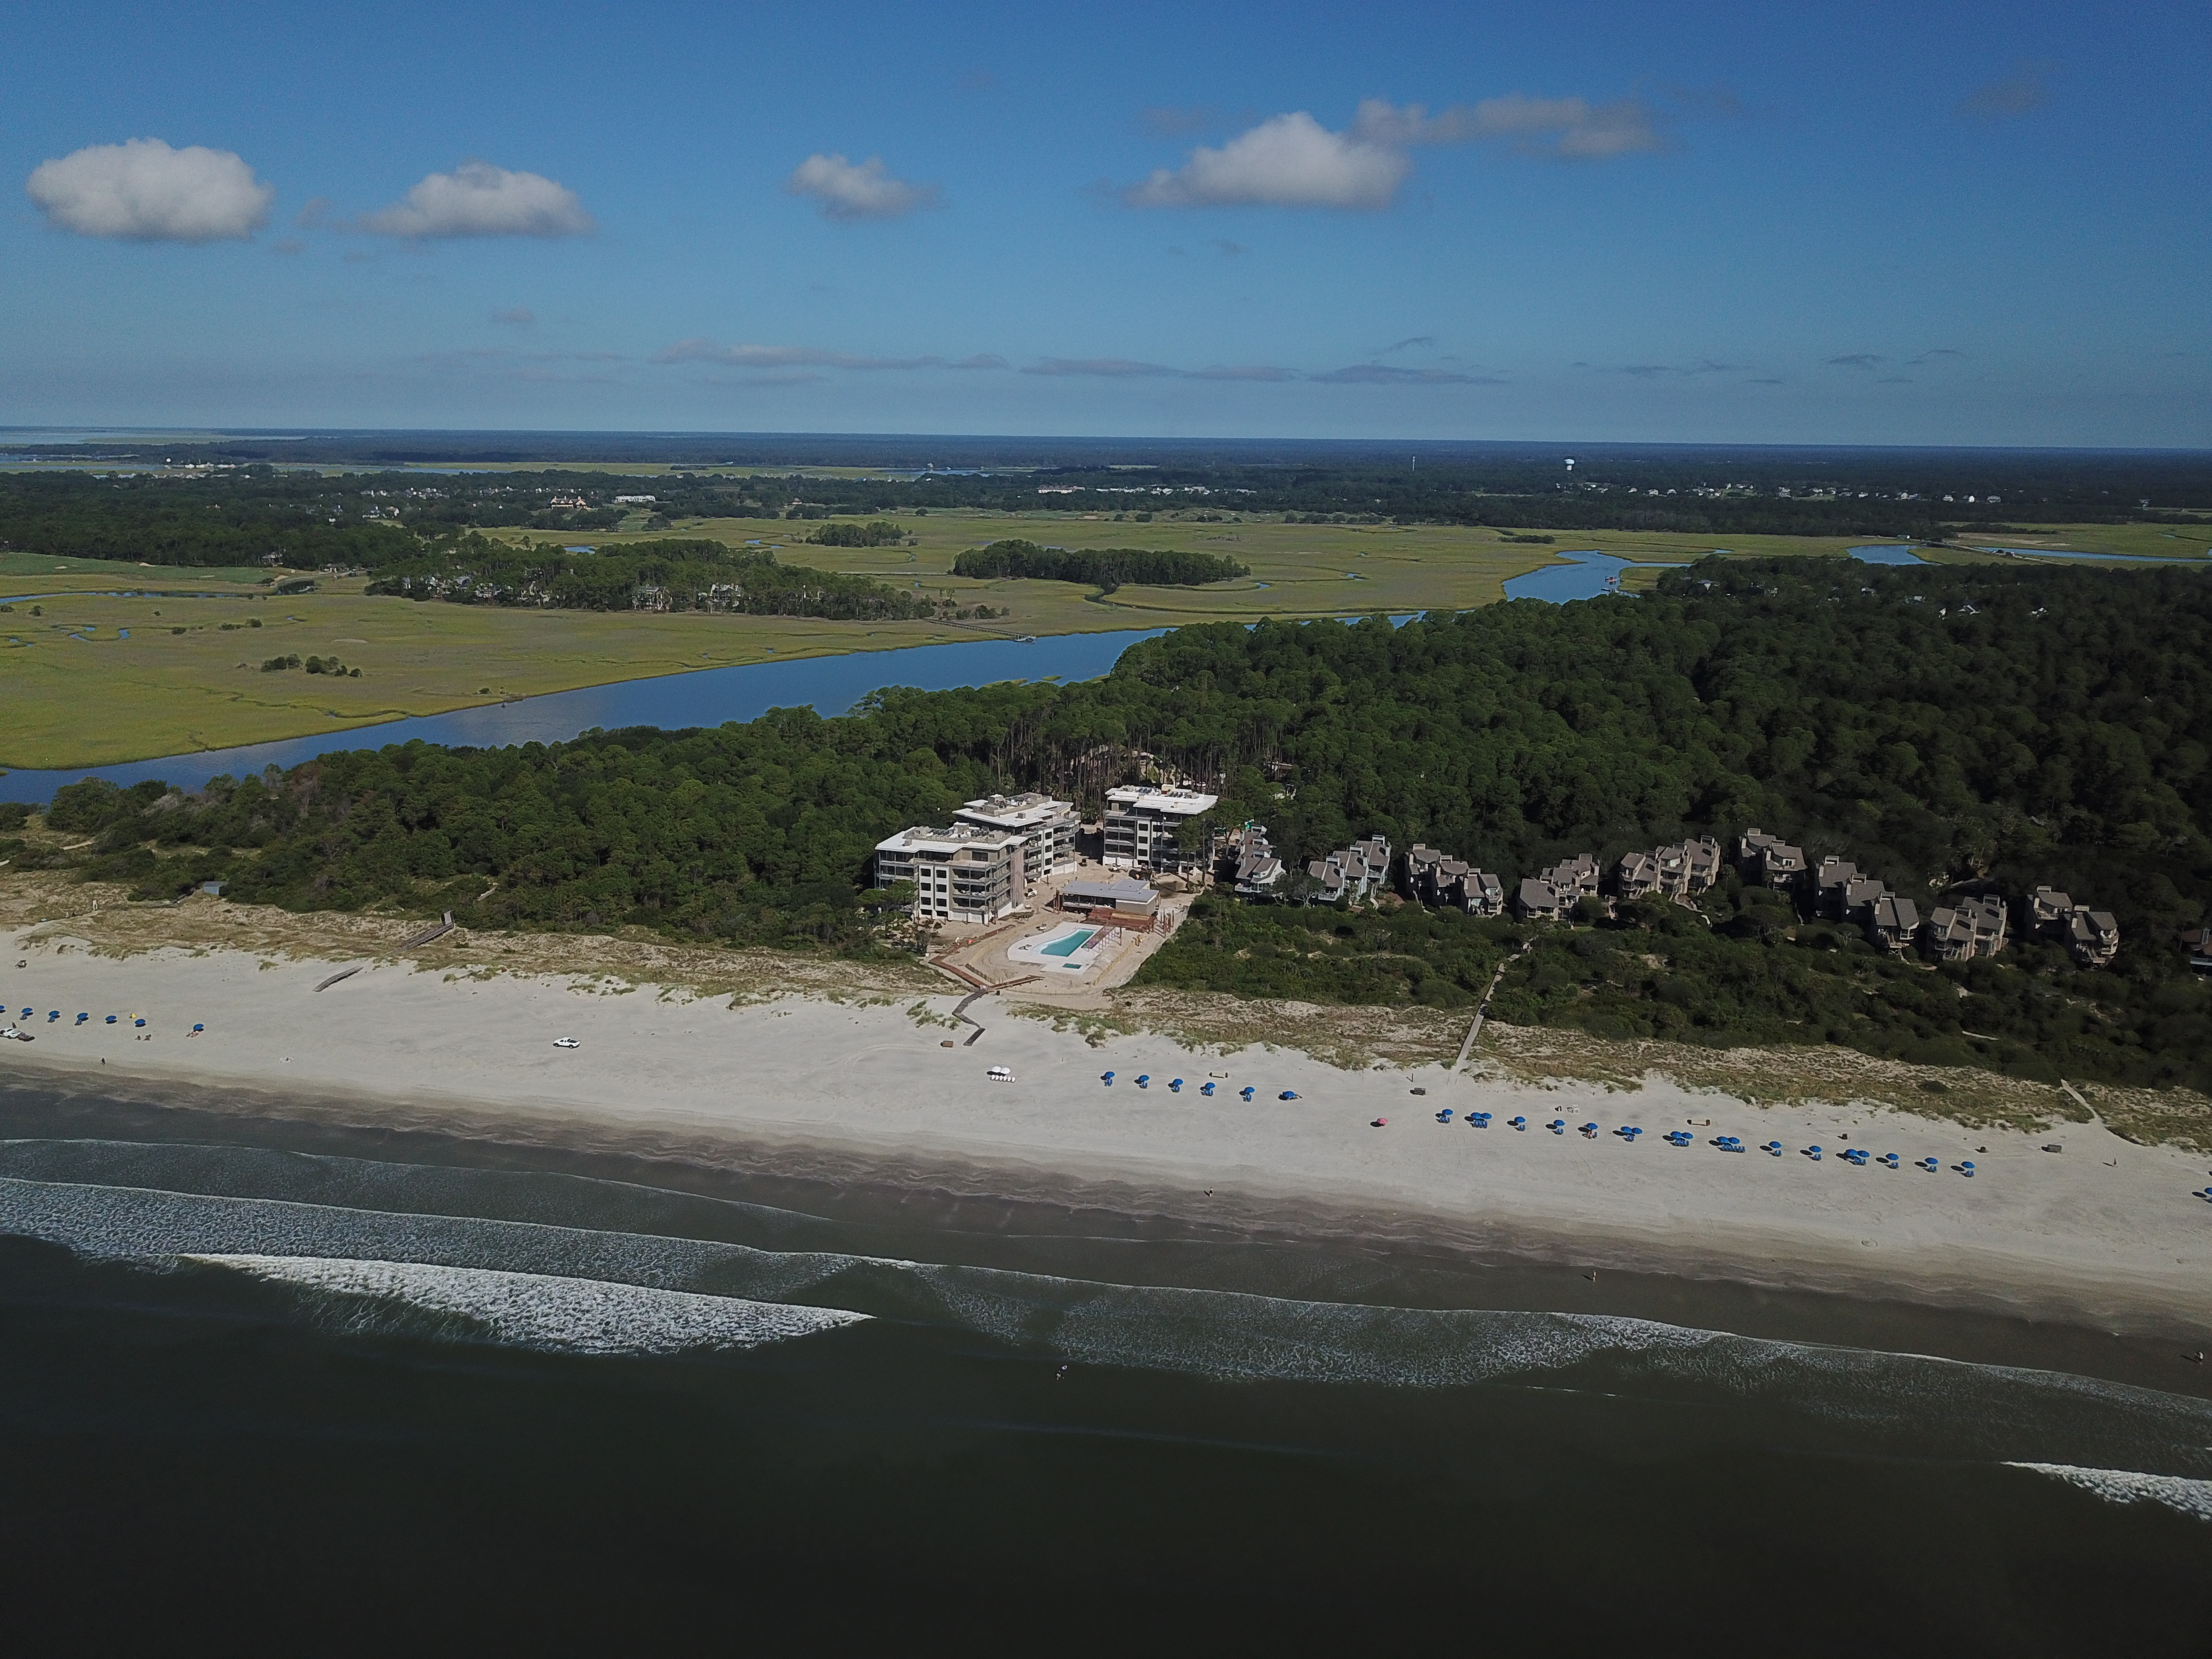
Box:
(873, 824, 1027, 924)
(954, 792, 1078, 889)
(1102, 784, 1219, 873)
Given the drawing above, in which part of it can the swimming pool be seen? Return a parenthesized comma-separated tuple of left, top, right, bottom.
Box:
(1039, 927, 1098, 958)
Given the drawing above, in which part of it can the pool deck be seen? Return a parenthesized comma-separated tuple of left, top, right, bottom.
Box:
(927, 863, 1190, 1002)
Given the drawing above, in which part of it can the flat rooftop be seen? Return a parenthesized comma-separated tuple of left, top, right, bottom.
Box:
(876, 823, 1026, 854)
(957, 791, 1075, 830)
(1104, 785, 1219, 816)
(1061, 878, 1160, 909)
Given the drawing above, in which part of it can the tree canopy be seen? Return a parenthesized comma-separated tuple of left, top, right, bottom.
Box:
(951, 539, 1248, 589)
(29, 556, 2212, 1089)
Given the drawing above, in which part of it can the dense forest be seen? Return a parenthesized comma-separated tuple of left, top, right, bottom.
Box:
(19, 556, 2212, 1088)
(806, 520, 912, 547)
(359, 535, 978, 620)
(950, 539, 1249, 589)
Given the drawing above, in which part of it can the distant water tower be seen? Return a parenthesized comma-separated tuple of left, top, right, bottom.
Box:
(1564, 457, 1575, 472)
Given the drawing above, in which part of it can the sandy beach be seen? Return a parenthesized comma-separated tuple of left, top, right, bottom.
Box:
(4, 921, 2209, 1338)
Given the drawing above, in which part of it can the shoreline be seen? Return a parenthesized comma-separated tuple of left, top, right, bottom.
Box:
(4, 928, 2210, 1344)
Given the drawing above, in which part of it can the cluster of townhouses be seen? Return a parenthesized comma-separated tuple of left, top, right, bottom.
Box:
(1615, 836, 1726, 904)
(2027, 885, 2122, 968)
(1219, 823, 1289, 897)
(1404, 844, 1507, 914)
(1305, 836, 1394, 905)
(1515, 853, 1603, 921)
(1806, 853, 1924, 954)
(873, 791, 1081, 926)
(1399, 821, 2119, 968)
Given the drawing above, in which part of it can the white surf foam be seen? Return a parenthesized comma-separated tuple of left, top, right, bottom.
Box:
(182, 1254, 868, 1356)
(2006, 1463, 2212, 1524)
(7, 1172, 2212, 1478)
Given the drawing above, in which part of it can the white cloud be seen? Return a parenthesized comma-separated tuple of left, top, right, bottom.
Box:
(1124, 112, 1408, 209)
(786, 153, 941, 220)
(25, 138, 273, 242)
(361, 161, 593, 239)
(1124, 94, 1657, 212)
(1352, 96, 1662, 159)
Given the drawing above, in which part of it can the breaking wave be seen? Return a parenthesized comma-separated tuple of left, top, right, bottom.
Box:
(182, 1254, 867, 1355)
(2006, 1463, 2212, 1524)
(3, 1155, 2210, 1485)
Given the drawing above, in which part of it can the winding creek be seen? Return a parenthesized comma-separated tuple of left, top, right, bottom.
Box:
(11, 542, 2192, 801)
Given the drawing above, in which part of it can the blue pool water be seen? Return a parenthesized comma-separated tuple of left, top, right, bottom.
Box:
(1039, 928, 1098, 958)
(0, 626, 1166, 801)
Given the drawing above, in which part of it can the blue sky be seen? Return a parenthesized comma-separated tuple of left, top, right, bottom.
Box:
(4, 0, 2207, 444)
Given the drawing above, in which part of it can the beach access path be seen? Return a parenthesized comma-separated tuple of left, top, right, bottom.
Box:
(4, 925, 2208, 1339)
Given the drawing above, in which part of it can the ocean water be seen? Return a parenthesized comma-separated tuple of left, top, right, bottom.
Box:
(0, 1084, 2207, 1652)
